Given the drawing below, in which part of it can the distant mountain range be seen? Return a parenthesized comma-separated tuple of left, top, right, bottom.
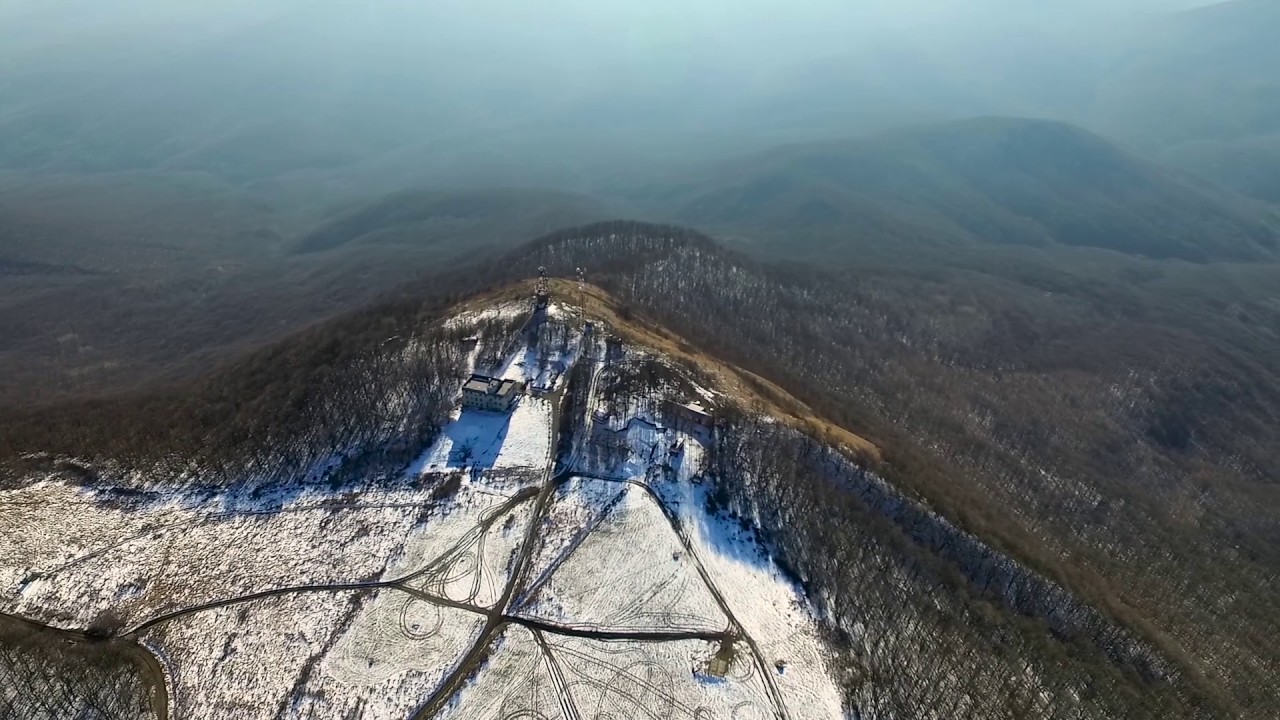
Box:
(4, 0, 1278, 202)
(1084, 0, 1280, 203)
(637, 117, 1280, 263)
(1092, 0, 1280, 150)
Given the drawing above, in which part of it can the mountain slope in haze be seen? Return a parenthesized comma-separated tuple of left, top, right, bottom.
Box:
(1090, 0, 1280, 151)
(1092, 0, 1280, 204)
(0, 173, 284, 273)
(16, 221, 1267, 717)
(293, 187, 613, 255)
(650, 117, 1280, 262)
(0, 182, 610, 408)
(1161, 133, 1280, 204)
(501, 223, 1279, 717)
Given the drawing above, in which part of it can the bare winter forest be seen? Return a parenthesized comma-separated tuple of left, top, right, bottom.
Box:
(2, 221, 1277, 718)
(4, 1, 1280, 718)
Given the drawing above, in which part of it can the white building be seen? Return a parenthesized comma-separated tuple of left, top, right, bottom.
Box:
(461, 374, 521, 412)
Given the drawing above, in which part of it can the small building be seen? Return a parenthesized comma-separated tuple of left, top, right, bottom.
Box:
(706, 642, 736, 679)
(663, 400, 714, 432)
(461, 374, 521, 413)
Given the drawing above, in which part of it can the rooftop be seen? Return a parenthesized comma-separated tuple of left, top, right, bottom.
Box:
(464, 374, 519, 398)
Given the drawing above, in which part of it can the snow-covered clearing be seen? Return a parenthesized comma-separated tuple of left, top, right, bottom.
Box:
(140, 590, 362, 720)
(544, 635, 778, 719)
(1, 315, 846, 719)
(300, 589, 487, 720)
(0, 480, 199, 599)
(406, 396, 553, 491)
(519, 481, 728, 634)
(404, 498, 535, 609)
(579, 379, 844, 718)
(438, 628, 780, 720)
(13, 501, 425, 629)
(516, 476, 626, 606)
(433, 625, 556, 720)
(496, 314, 584, 393)
(656, 480, 845, 718)
(443, 301, 528, 330)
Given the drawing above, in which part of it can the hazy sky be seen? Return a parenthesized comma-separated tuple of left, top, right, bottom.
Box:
(0, 0, 1238, 188)
(0, 0, 1215, 57)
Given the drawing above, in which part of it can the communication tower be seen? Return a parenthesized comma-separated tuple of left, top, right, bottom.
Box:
(535, 266, 550, 308)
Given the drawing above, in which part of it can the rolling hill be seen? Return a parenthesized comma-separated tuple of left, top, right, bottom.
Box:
(1161, 133, 1280, 204)
(292, 188, 612, 255)
(0, 181, 611, 408)
(1090, 0, 1280, 151)
(642, 117, 1280, 263)
(1089, 0, 1280, 205)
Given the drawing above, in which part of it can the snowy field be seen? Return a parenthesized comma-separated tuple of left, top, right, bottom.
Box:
(518, 482, 729, 635)
(443, 301, 528, 330)
(658, 481, 846, 717)
(140, 590, 363, 719)
(11, 499, 426, 629)
(0, 316, 845, 719)
(432, 625, 558, 720)
(436, 629, 778, 720)
(539, 635, 779, 719)
(405, 395, 553, 489)
(496, 325, 583, 393)
(299, 589, 488, 720)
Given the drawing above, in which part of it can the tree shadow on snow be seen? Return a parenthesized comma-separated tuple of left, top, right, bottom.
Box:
(419, 407, 515, 474)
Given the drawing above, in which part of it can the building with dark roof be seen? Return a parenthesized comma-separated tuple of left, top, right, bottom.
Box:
(663, 400, 714, 431)
(461, 374, 522, 412)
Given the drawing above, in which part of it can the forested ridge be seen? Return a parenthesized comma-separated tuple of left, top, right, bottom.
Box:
(709, 413, 1191, 718)
(0, 296, 528, 491)
(499, 222, 1279, 717)
(2, 220, 1277, 717)
(638, 118, 1280, 264)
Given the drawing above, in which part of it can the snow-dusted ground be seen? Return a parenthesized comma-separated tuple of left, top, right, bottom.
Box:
(571, 364, 844, 718)
(496, 325, 583, 393)
(1, 316, 844, 719)
(519, 482, 729, 634)
(406, 395, 553, 487)
(12, 500, 425, 629)
(140, 590, 361, 719)
(406, 498, 535, 609)
(298, 590, 487, 720)
(438, 630, 782, 720)
(443, 301, 528, 330)
(544, 635, 779, 719)
(0, 480, 200, 610)
(658, 481, 846, 718)
(433, 625, 557, 720)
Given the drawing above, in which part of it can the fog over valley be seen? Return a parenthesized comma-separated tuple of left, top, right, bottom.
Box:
(0, 0, 1257, 193)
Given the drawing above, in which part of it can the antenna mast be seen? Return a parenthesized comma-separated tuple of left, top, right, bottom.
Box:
(535, 266, 550, 308)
